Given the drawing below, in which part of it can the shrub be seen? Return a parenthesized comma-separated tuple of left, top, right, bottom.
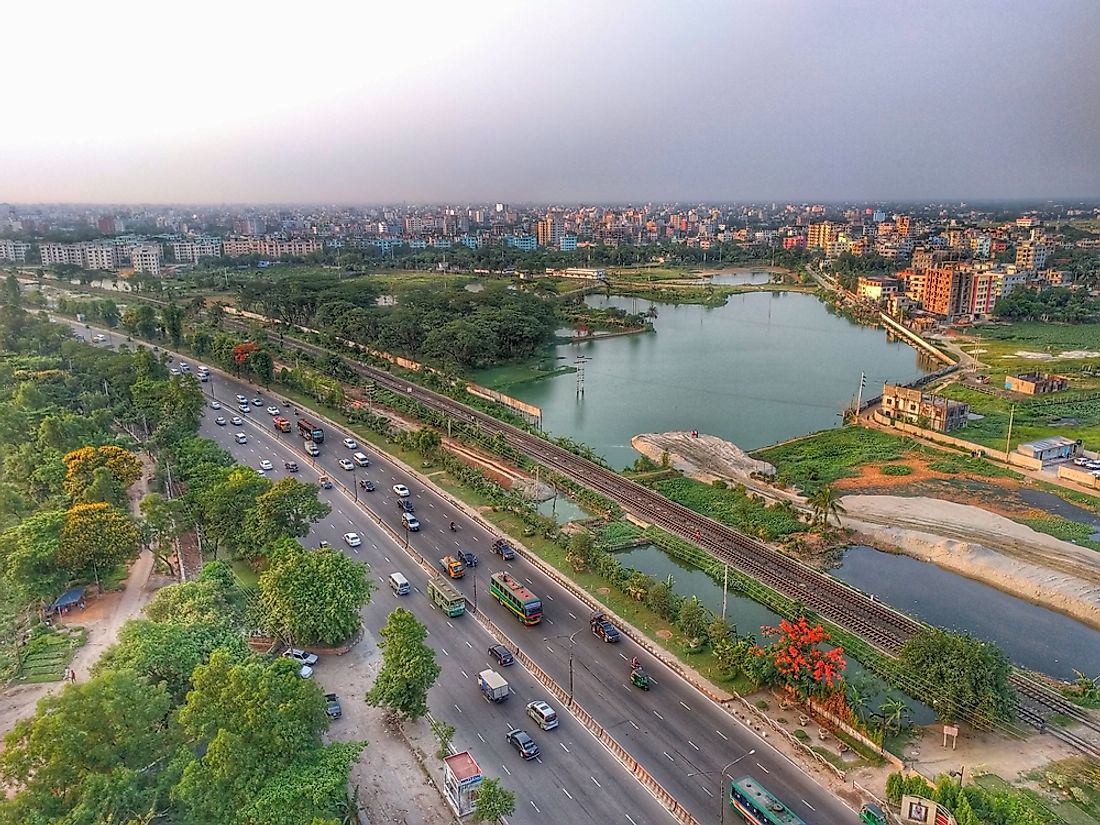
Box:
(881, 464, 913, 476)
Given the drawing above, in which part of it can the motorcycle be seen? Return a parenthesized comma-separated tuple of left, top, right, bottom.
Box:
(449, 522, 457, 532)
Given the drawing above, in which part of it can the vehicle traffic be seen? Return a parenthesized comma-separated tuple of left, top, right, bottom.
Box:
(439, 555, 465, 578)
(392, 483, 410, 497)
(526, 700, 559, 731)
(297, 417, 325, 443)
(729, 776, 805, 825)
(491, 538, 516, 560)
(489, 571, 542, 625)
(506, 728, 540, 761)
(273, 415, 291, 432)
(343, 532, 362, 547)
(427, 576, 466, 617)
(590, 611, 621, 642)
(488, 644, 514, 666)
(478, 669, 509, 703)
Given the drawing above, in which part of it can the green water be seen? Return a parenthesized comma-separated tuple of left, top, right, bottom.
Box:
(477, 292, 934, 469)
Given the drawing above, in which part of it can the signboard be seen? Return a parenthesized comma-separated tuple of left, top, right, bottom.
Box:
(900, 795, 956, 825)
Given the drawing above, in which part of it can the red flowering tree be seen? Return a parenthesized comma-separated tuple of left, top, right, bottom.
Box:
(755, 616, 846, 699)
(232, 341, 258, 366)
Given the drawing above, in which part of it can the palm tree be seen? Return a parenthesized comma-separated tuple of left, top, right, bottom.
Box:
(808, 485, 846, 527)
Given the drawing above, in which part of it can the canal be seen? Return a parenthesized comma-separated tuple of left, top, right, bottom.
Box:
(479, 291, 933, 469)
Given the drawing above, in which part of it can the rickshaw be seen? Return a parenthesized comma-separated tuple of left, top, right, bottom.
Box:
(630, 667, 651, 690)
(859, 803, 890, 825)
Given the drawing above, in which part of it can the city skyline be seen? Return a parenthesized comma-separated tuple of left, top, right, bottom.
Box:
(2, 1, 1098, 203)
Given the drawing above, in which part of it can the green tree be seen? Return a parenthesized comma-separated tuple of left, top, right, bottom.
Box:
(79, 464, 127, 507)
(412, 426, 442, 457)
(896, 628, 1015, 729)
(58, 501, 141, 590)
(200, 467, 271, 556)
(472, 777, 516, 823)
(3, 273, 20, 306)
(0, 670, 174, 823)
(238, 741, 365, 825)
(258, 540, 373, 646)
(807, 484, 846, 527)
(244, 478, 331, 550)
(952, 792, 981, 825)
(431, 718, 457, 759)
(161, 303, 185, 347)
(251, 349, 274, 386)
(677, 595, 711, 644)
(146, 561, 240, 626)
(0, 509, 68, 606)
(366, 607, 440, 720)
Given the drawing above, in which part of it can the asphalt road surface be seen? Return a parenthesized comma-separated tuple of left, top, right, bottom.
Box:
(68, 321, 857, 825)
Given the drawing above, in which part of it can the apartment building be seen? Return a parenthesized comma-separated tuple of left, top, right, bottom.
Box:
(881, 384, 970, 432)
(172, 237, 223, 263)
(856, 276, 901, 301)
(222, 236, 322, 258)
(1016, 237, 1050, 271)
(130, 244, 162, 276)
(535, 217, 564, 249)
(40, 242, 116, 271)
(806, 221, 836, 250)
(0, 239, 31, 262)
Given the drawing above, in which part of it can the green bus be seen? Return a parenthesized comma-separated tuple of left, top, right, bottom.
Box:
(488, 571, 542, 625)
(427, 575, 466, 617)
(729, 776, 806, 825)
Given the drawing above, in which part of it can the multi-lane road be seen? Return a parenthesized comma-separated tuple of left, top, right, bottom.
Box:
(69, 320, 856, 825)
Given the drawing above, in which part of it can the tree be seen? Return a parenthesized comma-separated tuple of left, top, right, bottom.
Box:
(251, 349, 274, 385)
(244, 478, 331, 550)
(896, 628, 1015, 729)
(171, 650, 327, 825)
(58, 501, 141, 589)
(952, 792, 981, 825)
(677, 595, 711, 644)
(258, 540, 373, 646)
(145, 561, 240, 626)
(161, 303, 184, 347)
(431, 718, 457, 759)
(755, 616, 847, 699)
(238, 742, 365, 825)
(79, 464, 127, 507)
(61, 445, 143, 501)
(807, 484, 846, 527)
(412, 426, 442, 457)
(0, 509, 69, 606)
(0, 670, 174, 822)
(472, 777, 516, 823)
(200, 467, 271, 556)
(366, 607, 440, 720)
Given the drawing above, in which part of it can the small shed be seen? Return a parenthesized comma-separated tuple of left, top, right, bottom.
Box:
(47, 587, 85, 615)
(1017, 436, 1079, 463)
(443, 750, 482, 817)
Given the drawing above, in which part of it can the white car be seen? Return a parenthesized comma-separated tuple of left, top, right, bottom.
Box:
(266, 406, 280, 416)
(259, 459, 274, 471)
(284, 648, 319, 666)
(236, 394, 248, 404)
(214, 416, 227, 426)
(338, 458, 354, 471)
(343, 532, 362, 547)
(210, 400, 221, 410)
(231, 416, 244, 426)
(1073, 457, 1090, 467)
(92, 333, 107, 343)
(392, 484, 410, 498)
(297, 665, 314, 679)
(343, 437, 358, 449)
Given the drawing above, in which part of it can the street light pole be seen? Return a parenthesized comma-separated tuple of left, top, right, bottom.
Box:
(688, 748, 756, 825)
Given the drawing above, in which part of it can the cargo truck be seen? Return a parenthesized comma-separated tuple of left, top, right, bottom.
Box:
(478, 669, 509, 703)
(273, 416, 291, 433)
(439, 555, 466, 579)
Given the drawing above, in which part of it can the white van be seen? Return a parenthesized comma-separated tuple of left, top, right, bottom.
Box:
(234, 432, 248, 444)
(304, 442, 320, 456)
(388, 572, 410, 596)
(353, 451, 370, 467)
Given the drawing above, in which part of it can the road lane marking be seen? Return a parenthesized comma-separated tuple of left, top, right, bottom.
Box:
(625, 816, 638, 825)
(446, 621, 453, 629)
(629, 720, 639, 730)
(559, 742, 570, 753)
(502, 765, 511, 777)
(591, 776, 601, 788)
(701, 786, 713, 798)
(663, 751, 673, 761)
(545, 618, 554, 624)
(460, 670, 469, 679)
(464, 640, 473, 649)
(562, 788, 572, 800)
(477, 732, 485, 742)
(618, 652, 628, 661)
(546, 645, 555, 653)
(454, 704, 462, 713)
(756, 762, 769, 773)
(716, 730, 728, 741)
(688, 740, 699, 751)
(545, 593, 553, 600)
(653, 710, 664, 720)
(526, 799, 536, 811)
(802, 800, 816, 811)
(568, 612, 576, 620)
(679, 700, 691, 711)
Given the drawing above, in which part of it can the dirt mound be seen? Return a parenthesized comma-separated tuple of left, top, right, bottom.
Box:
(632, 431, 776, 482)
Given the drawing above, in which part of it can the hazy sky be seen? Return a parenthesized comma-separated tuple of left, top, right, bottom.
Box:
(3, 1, 1098, 204)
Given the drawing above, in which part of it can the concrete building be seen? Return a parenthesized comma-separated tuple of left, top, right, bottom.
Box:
(40, 242, 116, 270)
(881, 384, 970, 432)
(172, 237, 222, 263)
(1016, 238, 1050, 271)
(1017, 436, 1079, 463)
(130, 244, 162, 276)
(0, 239, 30, 262)
(222, 235, 322, 258)
(856, 276, 901, 301)
(536, 216, 564, 249)
(505, 234, 537, 252)
(921, 267, 973, 318)
(559, 234, 577, 251)
(806, 221, 836, 250)
(1004, 372, 1069, 395)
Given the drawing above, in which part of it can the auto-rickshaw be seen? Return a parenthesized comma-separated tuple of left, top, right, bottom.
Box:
(630, 667, 651, 690)
(859, 802, 889, 825)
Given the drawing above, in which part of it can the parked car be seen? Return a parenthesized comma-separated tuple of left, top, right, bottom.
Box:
(393, 484, 410, 497)
(209, 400, 221, 410)
(506, 728, 540, 760)
(284, 648, 319, 666)
(296, 665, 314, 679)
(488, 644, 514, 667)
(324, 693, 342, 719)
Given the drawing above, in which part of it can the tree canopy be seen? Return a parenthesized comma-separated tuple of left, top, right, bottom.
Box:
(366, 607, 440, 720)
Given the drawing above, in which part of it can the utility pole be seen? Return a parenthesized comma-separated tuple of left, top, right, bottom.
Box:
(1004, 404, 1015, 460)
(722, 564, 729, 622)
(575, 356, 590, 396)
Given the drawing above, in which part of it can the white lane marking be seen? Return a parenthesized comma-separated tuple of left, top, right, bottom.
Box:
(663, 751, 673, 761)
(460, 670, 469, 679)
(372, 544, 379, 550)
(559, 742, 570, 753)
(562, 788, 572, 800)
(591, 776, 601, 788)
(545, 593, 553, 600)
(653, 710, 664, 720)
(348, 519, 355, 526)
(446, 621, 453, 629)
(629, 720, 639, 730)
(477, 732, 485, 743)
(756, 762, 769, 774)
(546, 645, 555, 654)
(384, 556, 391, 563)
(716, 730, 728, 741)
(618, 652, 628, 661)
(464, 640, 473, 649)
(701, 786, 714, 798)
(527, 799, 537, 812)
(428, 502, 435, 508)
(680, 700, 691, 711)
(688, 740, 699, 751)
(502, 764, 511, 777)
(802, 800, 816, 811)
(454, 704, 462, 713)
(568, 612, 576, 620)
(546, 618, 554, 624)
(353, 547, 359, 554)
(626, 816, 639, 825)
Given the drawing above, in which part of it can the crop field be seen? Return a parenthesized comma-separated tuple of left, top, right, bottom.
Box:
(753, 427, 912, 493)
(938, 384, 1100, 451)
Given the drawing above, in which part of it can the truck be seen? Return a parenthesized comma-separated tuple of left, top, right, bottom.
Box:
(273, 416, 291, 433)
(478, 669, 509, 703)
(491, 538, 516, 560)
(297, 417, 325, 443)
(427, 575, 466, 617)
(439, 555, 466, 579)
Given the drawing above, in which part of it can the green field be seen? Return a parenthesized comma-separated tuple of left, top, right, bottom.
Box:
(652, 477, 807, 541)
(753, 427, 912, 492)
(963, 322, 1100, 374)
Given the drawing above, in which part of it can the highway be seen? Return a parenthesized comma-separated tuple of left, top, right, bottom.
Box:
(68, 320, 857, 825)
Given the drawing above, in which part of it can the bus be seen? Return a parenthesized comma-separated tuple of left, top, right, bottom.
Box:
(427, 575, 466, 617)
(488, 572, 542, 625)
(297, 417, 324, 443)
(729, 777, 806, 825)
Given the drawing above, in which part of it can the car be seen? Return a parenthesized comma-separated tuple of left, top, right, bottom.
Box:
(284, 460, 299, 472)
(215, 416, 227, 426)
(1092, 470, 1100, 479)
(318, 540, 330, 548)
(488, 644, 514, 666)
(170, 368, 180, 375)
(401, 512, 420, 531)
(342, 437, 358, 449)
(1087, 461, 1100, 470)
(235, 394, 248, 404)
(492, 538, 517, 560)
(304, 442, 320, 456)
(393, 484, 410, 497)
(297, 665, 314, 679)
(362, 479, 376, 491)
(338, 458, 354, 471)
(353, 451, 370, 467)
(1073, 457, 1090, 467)
(209, 400, 221, 410)
(343, 532, 362, 547)
(231, 416, 243, 425)
(199, 373, 209, 382)
(92, 333, 107, 343)
(457, 550, 478, 568)
(591, 615, 621, 643)
(398, 499, 415, 513)
(259, 459, 274, 471)
(319, 475, 333, 489)
(238, 404, 251, 414)
(324, 693, 342, 719)
(252, 398, 263, 406)
(284, 648, 319, 666)
(506, 729, 540, 761)
(526, 700, 559, 731)
(266, 405, 280, 415)
(234, 432, 248, 444)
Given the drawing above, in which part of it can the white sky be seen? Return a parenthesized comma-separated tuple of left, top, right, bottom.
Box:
(2, 1, 1098, 203)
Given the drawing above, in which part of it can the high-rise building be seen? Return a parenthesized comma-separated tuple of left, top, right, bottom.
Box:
(806, 221, 835, 249)
(895, 215, 911, 236)
(536, 216, 564, 249)
(922, 266, 973, 318)
(1016, 236, 1050, 271)
(0, 239, 30, 262)
(130, 244, 162, 276)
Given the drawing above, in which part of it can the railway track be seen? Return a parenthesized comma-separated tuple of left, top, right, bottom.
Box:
(222, 314, 1100, 754)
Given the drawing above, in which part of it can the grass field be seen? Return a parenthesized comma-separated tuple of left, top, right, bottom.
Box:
(753, 427, 913, 492)
(938, 383, 1100, 451)
(961, 322, 1100, 378)
(652, 476, 807, 541)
